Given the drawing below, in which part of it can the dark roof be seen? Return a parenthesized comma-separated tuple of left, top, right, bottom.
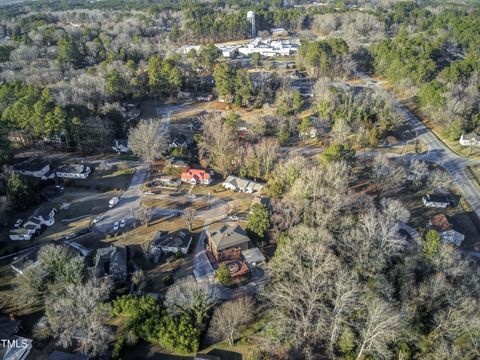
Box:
(11, 248, 39, 274)
(194, 355, 221, 360)
(172, 134, 188, 146)
(34, 207, 56, 219)
(14, 158, 49, 171)
(56, 164, 89, 175)
(153, 230, 192, 249)
(95, 246, 127, 279)
(209, 225, 249, 251)
(48, 351, 89, 360)
(423, 194, 450, 203)
(0, 315, 21, 339)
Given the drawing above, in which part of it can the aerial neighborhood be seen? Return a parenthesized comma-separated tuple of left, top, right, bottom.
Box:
(0, 1, 479, 360)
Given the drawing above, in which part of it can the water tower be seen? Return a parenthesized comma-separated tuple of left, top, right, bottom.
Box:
(247, 11, 256, 38)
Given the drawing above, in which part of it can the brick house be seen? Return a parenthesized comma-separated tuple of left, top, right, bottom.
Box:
(207, 225, 250, 262)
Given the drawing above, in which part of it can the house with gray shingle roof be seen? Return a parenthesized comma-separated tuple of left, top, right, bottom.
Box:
(207, 225, 250, 262)
(222, 175, 263, 194)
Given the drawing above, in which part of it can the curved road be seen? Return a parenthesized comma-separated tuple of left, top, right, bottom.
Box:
(359, 73, 480, 217)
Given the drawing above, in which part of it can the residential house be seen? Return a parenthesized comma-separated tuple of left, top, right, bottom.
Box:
(181, 168, 211, 185)
(47, 351, 89, 360)
(0, 336, 32, 360)
(95, 246, 127, 280)
(422, 194, 451, 208)
(178, 91, 192, 100)
(11, 248, 39, 276)
(169, 134, 188, 149)
(112, 139, 129, 153)
(220, 46, 238, 58)
(56, 164, 91, 179)
(14, 159, 51, 178)
(122, 104, 140, 122)
(459, 133, 480, 147)
(0, 315, 22, 340)
(68, 242, 94, 257)
(151, 229, 193, 255)
(10, 208, 57, 241)
(165, 157, 189, 169)
(271, 27, 288, 36)
(207, 225, 250, 262)
(430, 214, 465, 247)
(194, 355, 220, 360)
(196, 94, 213, 102)
(31, 207, 57, 226)
(9, 227, 37, 241)
(223, 175, 263, 194)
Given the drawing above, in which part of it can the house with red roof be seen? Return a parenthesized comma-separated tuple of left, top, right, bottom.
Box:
(180, 168, 211, 185)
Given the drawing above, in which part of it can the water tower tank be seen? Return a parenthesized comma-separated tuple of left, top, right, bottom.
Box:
(246, 11, 256, 38)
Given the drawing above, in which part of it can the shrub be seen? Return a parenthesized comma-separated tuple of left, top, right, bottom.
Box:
(215, 263, 230, 285)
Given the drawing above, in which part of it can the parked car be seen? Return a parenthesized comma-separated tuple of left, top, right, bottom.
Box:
(65, 232, 77, 241)
(14, 219, 23, 228)
(120, 219, 126, 228)
(55, 185, 64, 191)
(109, 197, 119, 208)
(226, 215, 240, 221)
(187, 194, 196, 199)
(93, 215, 103, 223)
(144, 191, 155, 195)
(113, 221, 120, 231)
(78, 228, 90, 236)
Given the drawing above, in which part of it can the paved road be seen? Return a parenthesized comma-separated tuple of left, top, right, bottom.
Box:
(357, 73, 480, 218)
(93, 164, 148, 234)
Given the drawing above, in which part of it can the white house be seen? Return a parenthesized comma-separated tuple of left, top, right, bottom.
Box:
(112, 139, 129, 153)
(459, 133, 480, 147)
(422, 194, 451, 208)
(223, 175, 263, 194)
(9, 227, 37, 241)
(56, 164, 91, 179)
(10, 208, 57, 240)
(14, 159, 51, 178)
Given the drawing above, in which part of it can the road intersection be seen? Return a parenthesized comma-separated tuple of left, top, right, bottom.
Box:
(358, 73, 480, 218)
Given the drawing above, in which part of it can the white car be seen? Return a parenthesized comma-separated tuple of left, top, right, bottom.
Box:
(93, 215, 103, 223)
(187, 194, 196, 199)
(109, 197, 119, 208)
(65, 233, 77, 241)
(120, 219, 126, 228)
(144, 191, 154, 195)
(113, 221, 120, 231)
(14, 219, 23, 228)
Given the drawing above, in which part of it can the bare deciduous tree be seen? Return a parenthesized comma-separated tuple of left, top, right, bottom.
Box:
(199, 113, 239, 178)
(427, 168, 453, 193)
(128, 119, 169, 166)
(135, 206, 152, 227)
(355, 297, 404, 360)
(45, 279, 112, 356)
(165, 275, 216, 325)
(183, 207, 196, 231)
(208, 296, 254, 346)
